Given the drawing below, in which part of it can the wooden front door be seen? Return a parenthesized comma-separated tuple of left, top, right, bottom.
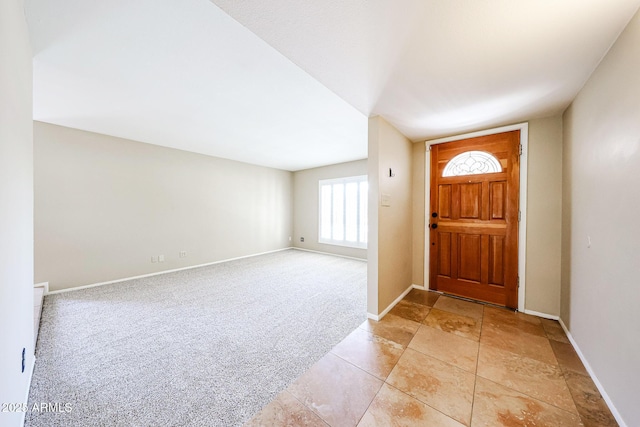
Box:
(429, 131, 520, 308)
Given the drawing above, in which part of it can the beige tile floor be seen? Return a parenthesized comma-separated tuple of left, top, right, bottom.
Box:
(246, 289, 618, 427)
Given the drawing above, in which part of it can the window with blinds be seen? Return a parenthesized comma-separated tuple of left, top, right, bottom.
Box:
(318, 175, 368, 249)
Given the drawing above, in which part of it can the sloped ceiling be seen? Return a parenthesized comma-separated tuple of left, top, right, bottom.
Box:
(211, 0, 640, 140)
(26, 0, 640, 170)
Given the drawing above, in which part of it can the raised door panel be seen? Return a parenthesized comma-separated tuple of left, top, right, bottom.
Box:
(437, 232, 452, 278)
(490, 181, 506, 220)
(457, 234, 481, 282)
(459, 183, 481, 219)
(488, 235, 505, 286)
(439, 185, 452, 219)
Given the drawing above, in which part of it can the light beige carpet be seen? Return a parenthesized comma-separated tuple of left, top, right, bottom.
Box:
(26, 249, 367, 426)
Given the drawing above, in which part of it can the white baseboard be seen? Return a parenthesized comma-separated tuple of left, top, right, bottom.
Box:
(558, 318, 627, 427)
(367, 284, 414, 321)
(21, 355, 36, 427)
(46, 248, 291, 295)
(523, 309, 559, 320)
(366, 284, 434, 320)
(34, 282, 49, 295)
(291, 247, 367, 262)
(366, 312, 380, 321)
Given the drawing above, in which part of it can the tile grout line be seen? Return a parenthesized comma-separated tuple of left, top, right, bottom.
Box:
(562, 373, 589, 426)
(411, 324, 480, 374)
(264, 291, 596, 426)
(331, 303, 456, 425)
(383, 382, 464, 425)
(392, 295, 583, 424)
(476, 376, 583, 419)
(468, 305, 485, 427)
(390, 346, 476, 426)
(469, 374, 479, 427)
(350, 348, 402, 427)
(474, 304, 584, 421)
(393, 343, 477, 425)
(473, 354, 583, 416)
(282, 389, 331, 427)
(552, 342, 592, 426)
(328, 349, 388, 382)
(478, 312, 583, 418)
(325, 345, 394, 426)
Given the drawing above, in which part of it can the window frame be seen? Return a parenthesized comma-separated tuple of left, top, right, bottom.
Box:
(318, 175, 368, 249)
(442, 150, 503, 177)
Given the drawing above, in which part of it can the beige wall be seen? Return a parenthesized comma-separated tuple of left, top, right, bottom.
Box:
(35, 122, 293, 291)
(562, 8, 640, 426)
(411, 116, 564, 316)
(411, 142, 426, 286)
(0, 1, 35, 425)
(525, 116, 563, 314)
(368, 116, 413, 315)
(367, 118, 380, 314)
(292, 160, 367, 259)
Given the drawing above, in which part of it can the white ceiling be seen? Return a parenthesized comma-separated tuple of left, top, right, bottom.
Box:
(26, 0, 640, 171)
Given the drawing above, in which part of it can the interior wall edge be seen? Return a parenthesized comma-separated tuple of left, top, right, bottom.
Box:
(0, 1, 35, 425)
(374, 283, 414, 322)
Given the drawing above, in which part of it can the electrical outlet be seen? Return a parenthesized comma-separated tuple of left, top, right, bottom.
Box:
(179, 251, 187, 258)
(159, 254, 165, 263)
(151, 256, 158, 263)
(300, 237, 304, 242)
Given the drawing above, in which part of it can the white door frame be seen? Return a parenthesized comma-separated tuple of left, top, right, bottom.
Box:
(423, 122, 528, 312)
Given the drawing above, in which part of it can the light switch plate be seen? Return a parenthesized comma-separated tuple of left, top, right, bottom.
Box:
(381, 194, 391, 207)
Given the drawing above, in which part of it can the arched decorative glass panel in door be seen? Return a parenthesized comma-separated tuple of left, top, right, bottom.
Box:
(442, 151, 502, 177)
